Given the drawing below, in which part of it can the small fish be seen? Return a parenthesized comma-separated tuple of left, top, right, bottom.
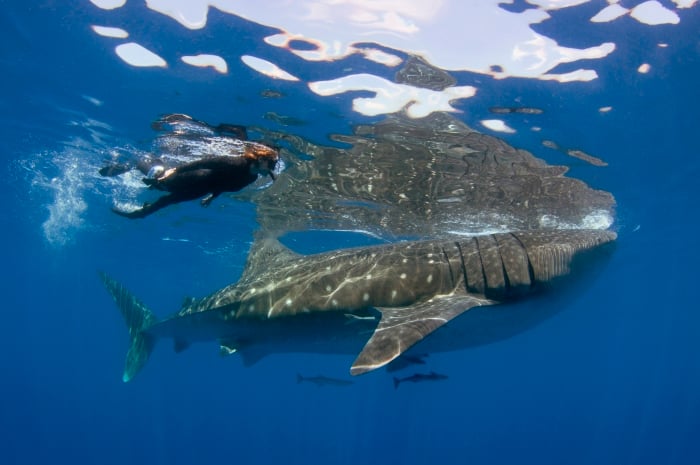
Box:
(566, 149, 608, 167)
(489, 106, 544, 115)
(297, 373, 354, 387)
(260, 89, 285, 99)
(541, 139, 560, 150)
(393, 371, 448, 389)
(264, 111, 307, 127)
(344, 313, 378, 325)
(542, 140, 608, 167)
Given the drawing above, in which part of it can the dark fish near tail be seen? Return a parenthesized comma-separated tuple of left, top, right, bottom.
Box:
(296, 373, 354, 387)
(393, 371, 448, 389)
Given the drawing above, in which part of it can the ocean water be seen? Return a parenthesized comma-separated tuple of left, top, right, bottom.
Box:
(2, 1, 699, 464)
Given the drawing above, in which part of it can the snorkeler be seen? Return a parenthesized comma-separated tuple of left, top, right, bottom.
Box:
(110, 143, 279, 219)
(100, 114, 252, 179)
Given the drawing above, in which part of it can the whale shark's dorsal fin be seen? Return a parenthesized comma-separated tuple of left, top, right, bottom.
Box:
(240, 232, 301, 282)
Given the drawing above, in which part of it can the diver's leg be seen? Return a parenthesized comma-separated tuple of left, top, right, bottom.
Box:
(99, 163, 132, 177)
(111, 193, 180, 219)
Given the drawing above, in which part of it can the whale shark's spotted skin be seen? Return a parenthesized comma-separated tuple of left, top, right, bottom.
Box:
(100, 229, 615, 381)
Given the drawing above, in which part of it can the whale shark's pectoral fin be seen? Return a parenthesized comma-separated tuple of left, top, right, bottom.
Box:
(350, 294, 495, 375)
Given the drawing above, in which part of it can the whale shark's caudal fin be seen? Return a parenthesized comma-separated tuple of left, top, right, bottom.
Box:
(98, 272, 159, 382)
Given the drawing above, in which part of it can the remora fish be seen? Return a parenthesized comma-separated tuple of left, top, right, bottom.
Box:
(386, 353, 429, 373)
(393, 371, 448, 389)
(296, 374, 354, 387)
(100, 229, 615, 382)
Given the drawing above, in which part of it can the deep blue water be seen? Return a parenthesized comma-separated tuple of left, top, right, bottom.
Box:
(2, 2, 700, 465)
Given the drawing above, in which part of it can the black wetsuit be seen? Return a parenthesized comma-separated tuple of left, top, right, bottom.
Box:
(112, 156, 260, 219)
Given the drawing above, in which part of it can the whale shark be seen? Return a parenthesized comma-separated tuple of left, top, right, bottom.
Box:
(100, 228, 615, 382)
(243, 108, 616, 240)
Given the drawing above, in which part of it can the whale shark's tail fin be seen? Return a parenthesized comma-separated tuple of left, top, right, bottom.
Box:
(98, 272, 159, 382)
